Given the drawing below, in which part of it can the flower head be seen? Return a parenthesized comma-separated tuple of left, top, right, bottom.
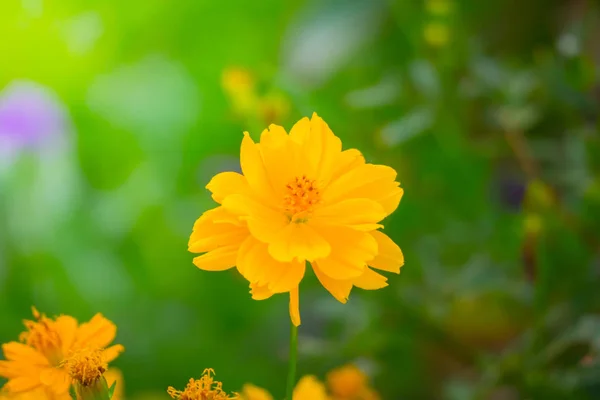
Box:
(167, 368, 238, 400)
(0, 81, 67, 155)
(241, 376, 329, 400)
(0, 307, 124, 398)
(189, 113, 404, 325)
(327, 364, 379, 400)
(64, 347, 107, 387)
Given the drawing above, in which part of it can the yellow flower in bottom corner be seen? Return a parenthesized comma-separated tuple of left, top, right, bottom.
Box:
(168, 368, 238, 400)
(189, 113, 404, 327)
(0, 307, 124, 400)
(241, 376, 329, 400)
(327, 364, 379, 400)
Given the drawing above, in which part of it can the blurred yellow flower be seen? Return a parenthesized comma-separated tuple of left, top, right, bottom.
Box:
(425, 0, 452, 16)
(168, 368, 238, 400)
(258, 92, 290, 125)
(424, 22, 450, 47)
(104, 368, 124, 400)
(241, 376, 329, 400)
(222, 67, 259, 117)
(189, 113, 404, 326)
(0, 307, 124, 400)
(327, 364, 379, 400)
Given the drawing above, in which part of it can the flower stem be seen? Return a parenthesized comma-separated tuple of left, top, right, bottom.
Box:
(285, 322, 298, 400)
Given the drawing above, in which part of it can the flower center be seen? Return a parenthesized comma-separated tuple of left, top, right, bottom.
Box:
(19, 308, 64, 366)
(64, 347, 107, 387)
(167, 369, 235, 400)
(283, 175, 321, 221)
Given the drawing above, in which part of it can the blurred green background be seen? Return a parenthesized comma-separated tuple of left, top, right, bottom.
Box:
(1, 0, 600, 399)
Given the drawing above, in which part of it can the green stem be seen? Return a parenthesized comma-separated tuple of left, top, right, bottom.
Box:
(285, 322, 298, 400)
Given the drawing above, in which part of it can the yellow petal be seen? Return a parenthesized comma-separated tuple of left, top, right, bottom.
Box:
(104, 368, 124, 400)
(324, 163, 401, 215)
(312, 225, 377, 280)
(193, 244, 238, 271)
(313, 199, 386, 230)
(54, 316, 78, 357)
(103, 344, 125, 363)
(260, 128, 304, 196)
(268, 223, 331, 262)
(1, 342, 48, 365)
(332, 148, 365, 181)
(39, 368, 70, 393)
(188, 211, 248, 253)
(312, 262, 353, 303)
(3, 376, 41, 393)
(240, 132, 277, 205)
(237, 236, 305, 293)
(353, 267, 388, 290)
(369, 231, 404, 273)
(249, 283, 274, 301)
(293, 375, 329, 400)
(75, 314, 117, 349)
(222, 194, 288, 243)
(242, 383, 274, 400)
(206, 171, 249, 203)
(289, 287, 301, 326)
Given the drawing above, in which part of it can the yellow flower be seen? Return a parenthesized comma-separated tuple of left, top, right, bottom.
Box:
(327, 364, 379, 400)
(104, 368, 124, 400)
(222, 67, 259, 117)
(0, 307, 124, 399)
(424, 22, 450, 47)
(189, 113, 404, 326)
(241, 376, 329, 400)
(167, 368, 238, 400)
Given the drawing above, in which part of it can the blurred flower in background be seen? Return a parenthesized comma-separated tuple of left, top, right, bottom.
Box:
(0, 80, 68, 167)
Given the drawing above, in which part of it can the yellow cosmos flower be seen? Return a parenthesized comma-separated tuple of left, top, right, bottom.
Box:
(167, 368, 238, 400)
(0, 307, 124, 399)
(189, 113, 404, 325)
(326, 364, 379, 400)
(241, 375, 329, 400)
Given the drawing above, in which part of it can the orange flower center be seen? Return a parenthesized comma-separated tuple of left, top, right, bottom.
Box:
(167, 368, 237, 400)
(283, 175, 321, 221)
(19, 308, 63, 366)
(64, 348, 107, 387)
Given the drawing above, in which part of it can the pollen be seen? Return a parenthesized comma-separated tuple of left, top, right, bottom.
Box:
(283, 175, 321, 220)
(64, 348, 107, 387)
(19, 307, 63, 365)
(167, 368, 238, 400)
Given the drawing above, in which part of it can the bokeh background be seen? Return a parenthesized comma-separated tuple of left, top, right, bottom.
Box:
(1, 0, 600, 399)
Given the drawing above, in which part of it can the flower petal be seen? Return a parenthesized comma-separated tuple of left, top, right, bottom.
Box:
(74, 314, 117, 349)
(369, 231, 404, 273)
(332, 148, 365, 181)
(206, 171, 249, 203)
(103, 344, 125, 363)
(312, 262, 353, 303)
(240, 132, 277, 205)
(222, 194, 288, 243)
(54, 316, 78, 357)
(289, 287, 301, 326)
(1, 342, 48, 365)
(188, 209, 248, 253)
(193, 245, 238, 271)
(249, 283, 274, 301)
(242, 383, 274, 400)
(3, 376, 41, 393)
(311, 225, 377, 280)
(313, 199, 386, 230)
(268, 223, 331, 263)
(293, 375, 328, 400)
(39, 368, 70, 393)
(353, 267, 389, 290)
(237, 236, 305, 293)
(324, 163, 401, 215)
